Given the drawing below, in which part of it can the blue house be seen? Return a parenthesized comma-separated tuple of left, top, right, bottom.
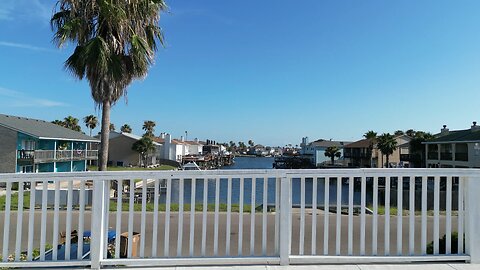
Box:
(0, 114, 99, 173)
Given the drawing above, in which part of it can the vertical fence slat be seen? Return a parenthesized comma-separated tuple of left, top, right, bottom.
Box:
(226, 178, 232, 256)
(164, 177, 172, 257)
(312, 177, 318, 255)
(103, 180, 110, 259)
(360, 176, 366, 256)
(14, 181, 24, 261)
(385, 177, 391, 256)
(299, 177, 305, 255)
(238, 177, 244, 256)
(372, 177, 378, 255)
(177, 178, 184, 257)
(65, 180, 73, 260)
(140, 179, 147, 258)
(201, 178, 208, 257)
(250, 178, 256, 256)
(27, 180, 36, 261)
(421, 176, 428, 255)
(433, 176, 440, 255)
(409, 176, 415, 256)
(152, 179, 160, 257)
(2, 182, 12, 262)
(348, 177, 354, 256)
(397, 176, 403, 256)
(39, 180, 48, 260)
(458, 177, 464, 254)
(214, 177, 220, 256)
(78, 180, 85, 260)
(128, 179, 134, 258)
(262, 177, 268, 256)
(52, 181, 60, 261)
(324, 177, 330, 255)
(446, 176, 452, 255)
(115, 180, 123, 259)
(275, 177, 280, 255)
(190, 178, 197, 257)
(336, 177, 342, 256)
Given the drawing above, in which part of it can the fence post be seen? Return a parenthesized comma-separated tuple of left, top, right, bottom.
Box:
(465, 174, 480, 263)
(279, 173, 291, 265)
(91, 179, 107, 269)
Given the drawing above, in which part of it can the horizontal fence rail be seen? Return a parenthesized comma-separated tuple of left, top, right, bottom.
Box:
(0, 168, 479, 269)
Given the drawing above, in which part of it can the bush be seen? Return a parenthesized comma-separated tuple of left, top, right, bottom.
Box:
(427, 232, 463, 254)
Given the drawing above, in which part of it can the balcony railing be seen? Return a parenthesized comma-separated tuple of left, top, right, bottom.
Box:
(1, 169, 479, 269)
(17, 150, 98, 163)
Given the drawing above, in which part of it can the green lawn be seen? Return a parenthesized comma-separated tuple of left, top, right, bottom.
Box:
(88, 165, 176, 171)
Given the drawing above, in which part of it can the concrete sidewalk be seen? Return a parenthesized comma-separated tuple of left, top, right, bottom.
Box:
(75, 264, 479, 270)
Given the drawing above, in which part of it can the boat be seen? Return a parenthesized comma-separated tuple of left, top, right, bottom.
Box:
(182, 161, 202, 170)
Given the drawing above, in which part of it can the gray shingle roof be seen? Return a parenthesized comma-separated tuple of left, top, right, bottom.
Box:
(0, 114, 99, 142)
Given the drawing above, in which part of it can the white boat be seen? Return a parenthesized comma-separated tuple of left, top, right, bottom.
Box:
(182, 161, 202, 170)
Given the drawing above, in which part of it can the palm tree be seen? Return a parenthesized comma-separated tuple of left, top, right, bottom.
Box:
(142, 120, 156, 137)
(51, 1, 167, 171)
(83, 115, 97, 136)
(248, 140, 254, 147)
(109, 123, 116, 132)
(121, 124, 132, 133)
(324, 146, 342, 166)
(52, 119, 64, 126)
(394, 130, 404, 136)
(376, 133, 398, 167)
(363, 130, 377, 140)
(132, 136, 155, 167)
(405, 129, 416, 137)
(63, 116, 81, 132)
(363, 130, 377, 167)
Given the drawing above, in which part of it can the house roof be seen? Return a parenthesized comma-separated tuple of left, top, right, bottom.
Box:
(110, 131, 162, 146)
(344, 138, 372, 148)
(309, 139, 351, 148)
(0, 114, 99, 142)
(424, 128, 480, 144)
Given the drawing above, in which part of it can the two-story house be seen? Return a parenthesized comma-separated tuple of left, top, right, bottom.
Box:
(0, 114, 98, 173)
(300, 137, 351, 167)
(424, 123, 480, 168)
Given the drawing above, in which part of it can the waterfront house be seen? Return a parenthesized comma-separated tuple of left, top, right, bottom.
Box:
(0, 114, 98, 173)
(371, 134, 411, 168)
(107, 131, 162, 167)
(300, 137, 351, 167)
(424, 122, 480, 168)
(343, 138, 374, 167)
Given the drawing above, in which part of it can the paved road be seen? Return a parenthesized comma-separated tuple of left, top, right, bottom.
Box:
(0, 210, 455, 258)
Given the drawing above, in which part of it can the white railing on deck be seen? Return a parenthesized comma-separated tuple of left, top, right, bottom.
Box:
(0, 169, 480, 269)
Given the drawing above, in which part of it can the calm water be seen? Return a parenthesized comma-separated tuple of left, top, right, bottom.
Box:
(161, 157, 365, 206)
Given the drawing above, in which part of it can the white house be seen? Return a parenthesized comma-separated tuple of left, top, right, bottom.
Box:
(300, 137, 351, 166)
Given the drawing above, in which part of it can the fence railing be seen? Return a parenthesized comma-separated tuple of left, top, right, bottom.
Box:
(1, 169, 480, 269)
(16, 150, 98, 163)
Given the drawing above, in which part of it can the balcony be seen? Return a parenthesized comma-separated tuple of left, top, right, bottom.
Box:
(17, 150, 98, 163)
(0, 169, 477, 269)
(427, 152, 438, 160)
(440, 152, 452, 161)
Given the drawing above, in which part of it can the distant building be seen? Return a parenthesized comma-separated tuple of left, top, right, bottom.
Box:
(424, 122, 480, 168)
(371, 134, 411, 168)
(0, 114, 98, 173)
(300, 137, 351, 167)
(343, 139, 374, 168)
(108, 131, 162, 167)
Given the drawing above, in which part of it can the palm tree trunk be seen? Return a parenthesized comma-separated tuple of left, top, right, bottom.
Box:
(331, 156, 334, 166)
(98, 100, 111, 171)
(386, 155, 389, 168)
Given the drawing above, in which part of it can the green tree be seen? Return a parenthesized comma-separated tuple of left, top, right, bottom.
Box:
(109, 123, 116, 132)
(376, 133, 398, 167)
(405, 129, 416, 137)
(142, 120, 156, 137)
(324, 146, 341, 165)
(363, 130, 377, 140)
(248, 140, 254, 147)
(83, 115, 98, 136)
(63, 116, 81, 132)
(409, 131, 434, 167)
(51, 0, 167, 171)
(52, 119, 64, 126)
(132, 136, 155, 167)
(394, 130, 404, 136)
(121, 124, 132, 133)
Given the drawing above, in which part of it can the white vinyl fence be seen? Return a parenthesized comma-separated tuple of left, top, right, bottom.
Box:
(0, 169, 479, 269)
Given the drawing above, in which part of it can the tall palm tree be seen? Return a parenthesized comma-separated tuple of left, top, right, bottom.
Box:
(83, 115, 98, 136)
(142, 120, 156, 137)
(363, 130, 377, 140)
(109, 123, 116, 132)
(324, 146, 341, 166)
(63, 116, 81, 132)
(121, 124, 132, 133)
(376, 133, 398, 167)
(51, 0, 167, 171)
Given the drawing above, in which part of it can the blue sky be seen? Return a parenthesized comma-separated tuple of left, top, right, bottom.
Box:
(1, 0, 480, 146)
